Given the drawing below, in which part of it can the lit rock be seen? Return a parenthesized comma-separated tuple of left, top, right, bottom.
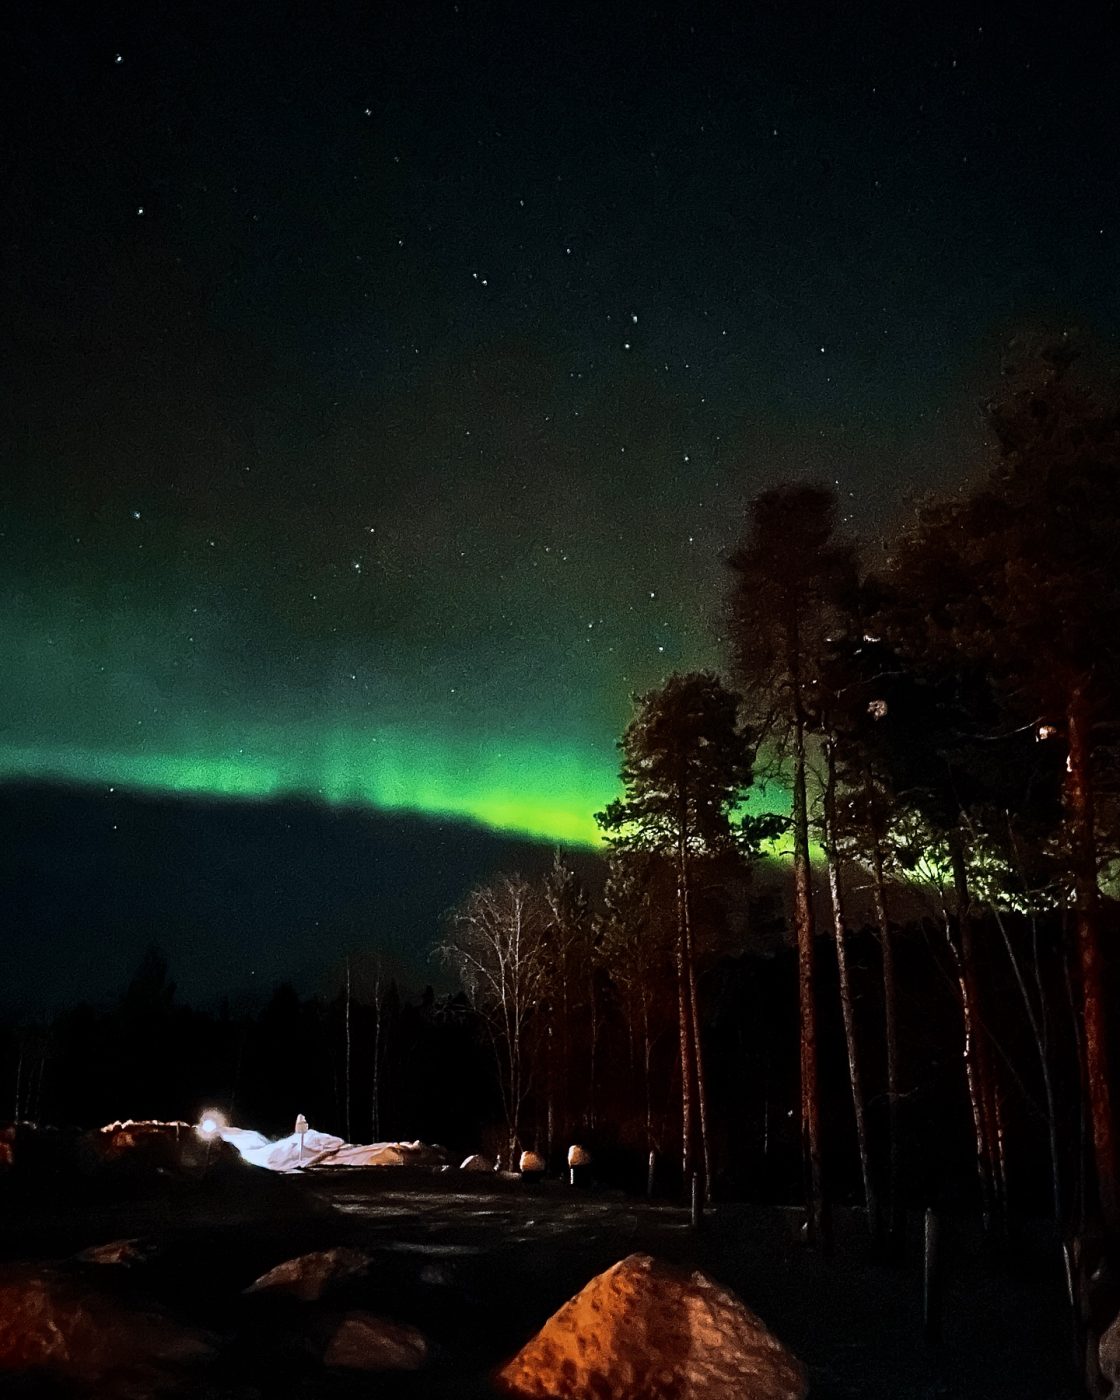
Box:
(75, 1238, 159, 1269)
(1099, 1309, 1120, 1391)
(497, 1252, 808, 1400)
(460, 1153, 495, 1172)
(519, 1151, 545, 1176)
(567, 1144, 592, 1168)
(323, 1310, 428, 1371)
(245, 1247, 371, 1302)
(0, 1263, 215, 1381)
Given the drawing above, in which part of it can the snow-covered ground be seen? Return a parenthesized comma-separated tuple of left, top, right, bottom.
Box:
(210, 1122, 446, 1172)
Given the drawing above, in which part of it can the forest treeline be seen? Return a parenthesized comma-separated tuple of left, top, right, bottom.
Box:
(437, 336, 1120, 1262)
(4, 338, 1120, 1271)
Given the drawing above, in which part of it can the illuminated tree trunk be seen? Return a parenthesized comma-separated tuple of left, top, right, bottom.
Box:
(947, 834, 1000, 1233)
(823, 739, 876, 1236)
(344, 956, 352, 1145)
(792, 701, 826, 1245)
(1066, 683, 1118, 1236)
(675, 862, 696, 1184)
(683, 862, 713, 1202)
(870, 829, 902, 1253)
(641, 984, 654, 1163)
(586, 955, 600, 1132)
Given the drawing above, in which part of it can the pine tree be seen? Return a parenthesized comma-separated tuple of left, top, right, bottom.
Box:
(597, 671, 759, 1199)
(728, 484, 856, 1245)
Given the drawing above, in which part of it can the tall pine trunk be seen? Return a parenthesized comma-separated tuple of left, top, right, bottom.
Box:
(675, 851, 696, 1184)
(947, 833, 1001, 1233)
(1066, 682, 1118, 1236)
(792, 703, 826, 1245)
(823, 739, 876, 1236)
(683, 860, 713, 1201)
(641, 986, 654, 1163)
(870, 826, 902, 1253)
(586, 956, 600, 1132)
(344, 956, 352, 1145)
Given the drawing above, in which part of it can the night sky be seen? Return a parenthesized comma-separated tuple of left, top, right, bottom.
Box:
(4, 3, 1120, 1002)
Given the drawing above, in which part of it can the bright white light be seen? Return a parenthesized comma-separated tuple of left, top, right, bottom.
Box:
(196, 1109, 226, 1141)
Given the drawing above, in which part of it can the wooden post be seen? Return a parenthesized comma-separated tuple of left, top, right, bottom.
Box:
(923, 1208, 942, 1342)
(690, 1171, 703, 1229)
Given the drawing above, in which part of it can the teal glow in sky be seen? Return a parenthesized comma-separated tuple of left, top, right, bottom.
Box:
(0, 575, 694, 846)
(8, 2, 1099, 856)
(0, 735, 617, 846)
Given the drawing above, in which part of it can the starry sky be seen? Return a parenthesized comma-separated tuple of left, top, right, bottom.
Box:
(4, 2, 1120, 858)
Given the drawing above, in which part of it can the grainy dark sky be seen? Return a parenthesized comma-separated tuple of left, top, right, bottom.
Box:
(2, 1, 1119, 1000)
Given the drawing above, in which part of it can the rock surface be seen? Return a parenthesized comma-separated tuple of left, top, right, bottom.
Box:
(323, 1310, 428, 1370)
(1100, 1310, 1120, 1392)
(460, 1153, 495, 1172)
(0, 1263, 215, 1382)
(76, 1238, 160, 1268)
(496, 1252, 808, 1400)
(246, 1246, 371, 1301)
(519, 1151, 545, 1175)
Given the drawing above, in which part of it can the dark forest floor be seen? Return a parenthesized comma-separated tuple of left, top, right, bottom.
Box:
(0, 1165, 1083, 1397)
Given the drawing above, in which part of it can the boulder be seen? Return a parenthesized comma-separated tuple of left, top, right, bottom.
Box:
(519, 1151, 545, 1179)
(0, 1263, 215, 1382)
(567, 1144, 592, 1169)
(323, 1311, 428, 1371)
(460, 1153, 496, 1172)
(1101, 1314, 1120, 1392)
(75, 1238, 160, 1269)
(245, 1247, 371, 1302)
(496, 1252, 808, 1400)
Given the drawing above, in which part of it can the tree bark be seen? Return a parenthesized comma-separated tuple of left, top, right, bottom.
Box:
(1066, 682, 1118, 1236)
(792, 703, 826, 1245)
(641, 987, 654, 1163)
(675, 855, 696, 1184)
(683, 871, 713, 1202)
(870, 828, 902, 1254)
(947, 833, 1001, 1233)
(344, 956, 352, 1145)
(586, 952, 600, 1132)
(823, 740, 876, 1236)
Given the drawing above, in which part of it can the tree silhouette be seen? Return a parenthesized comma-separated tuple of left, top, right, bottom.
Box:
(597, 670, 760, 1198)
(728, 483, 856, 1245)
(889, 343, 1120, 1235)
(439, 874, 546, 1167)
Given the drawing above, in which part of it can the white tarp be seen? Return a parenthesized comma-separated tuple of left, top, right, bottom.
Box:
(217, 1125, 344, 1171)
(214, 1123, 444, 1172)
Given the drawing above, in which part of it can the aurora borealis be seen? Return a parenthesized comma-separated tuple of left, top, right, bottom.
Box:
(6, 3, 1120, 1000)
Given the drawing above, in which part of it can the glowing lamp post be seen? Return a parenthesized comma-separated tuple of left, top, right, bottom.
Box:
(295, 1113, 309, 1164)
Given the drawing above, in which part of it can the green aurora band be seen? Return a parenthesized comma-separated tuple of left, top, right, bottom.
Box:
(0, 574, 789, 849)
(0, 732, 619, 846)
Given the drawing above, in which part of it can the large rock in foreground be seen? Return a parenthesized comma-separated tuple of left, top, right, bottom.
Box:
(497, 1253, 808, 1400)
(0, 1264, 215, 1382)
